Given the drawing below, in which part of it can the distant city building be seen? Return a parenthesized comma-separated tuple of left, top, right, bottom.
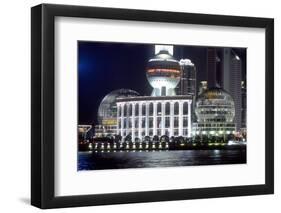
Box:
(176, 59, 196, 97)
(78, 125, 92, 142)
(194, 88, 236, 136)
(95, 89, 139, 137)
(207, 48, 221, 88)
(198, 81, 208, 95)
(221, 48, 242, 131)
(206, 47, 243, 131)
(241, 81, 247, 130)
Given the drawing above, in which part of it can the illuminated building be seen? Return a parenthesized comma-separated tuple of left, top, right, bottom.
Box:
(221, 49, 242, 131)
(146, 46, 181, 96)
(78, 125, 92, 142)
(115, 45, 193, 142)
(95, 89, 139, 137)
(207, 48, 221, 88)
(94, 45, 241, 142)
(198, 81, 208, 95)
(206, 47, 243, 131)
(176, 59, 197, 97)
(241, 81, 247, 130)
(116, 96, 192, 142)
(194, 88, 236, 136)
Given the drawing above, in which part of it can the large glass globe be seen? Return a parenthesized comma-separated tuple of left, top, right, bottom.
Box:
(195, 88, 235, 123)
(98, 89, 140, 125)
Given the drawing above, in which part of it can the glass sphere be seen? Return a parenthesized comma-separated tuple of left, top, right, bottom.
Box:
(195, 88, 235, 123)
(98, 89, 139, 125)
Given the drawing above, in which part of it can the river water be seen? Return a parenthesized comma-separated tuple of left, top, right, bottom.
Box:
(78, 149, 246, 170)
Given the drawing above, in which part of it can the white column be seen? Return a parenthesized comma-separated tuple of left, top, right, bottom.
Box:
(132, 103, 135, 142)
(138, 103, 142, 139)
(153, 102, 157, 136)
(126, 104, 129, 136)
(161, 102, 165, 136)
(188, 101, 192, 137)
(170, 102, 174, 137)
(120, 103, 124, 139)
(116, 104, 120, 135)
(145, 102, 149, 136)
(179, 101, 183, 136)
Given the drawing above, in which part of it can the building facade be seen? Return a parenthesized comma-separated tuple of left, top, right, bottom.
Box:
(116, 96, 192, 142)
(221, 48, 242, 131)
(207, 48, 221, 88)
(176, 59, 197, 97)
(206, 47, 243, 132)
(146, 49, 181, 97)
(95, 89, 139, 137)
(194, 88, 236, 136)
(241, 80, 247, 130)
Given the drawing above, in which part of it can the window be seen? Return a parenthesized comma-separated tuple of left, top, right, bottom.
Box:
(165, 102, 170, 115)
(174, 129, 179, 136)
(129, 118, 132, 128)
(135, 118, 138, 128)
(142, 117, 145, 128)
(124, 118, 127, 128)
(157, 117, 161, 128)
(149, 117, 153, 128)
(142, 103, 146, 115)
(165, 117, 170, 128)
(183, 117, 188, 127)
(183, 102, 188, 115)
(124, 104, 127, 116)
(174, 117, 179, 127)
(118, 105, 122, 117)
(149, 102, 153, 116)
(135, 103, 139, 116)
(174, 102, 179, 115)
(129, 104, 132, 116)
(157, 102, 162, 115)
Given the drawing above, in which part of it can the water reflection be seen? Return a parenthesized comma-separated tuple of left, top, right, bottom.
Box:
(78, 150, 246, 171)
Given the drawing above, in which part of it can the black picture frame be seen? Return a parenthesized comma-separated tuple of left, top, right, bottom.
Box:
(31, 3, 274, 209)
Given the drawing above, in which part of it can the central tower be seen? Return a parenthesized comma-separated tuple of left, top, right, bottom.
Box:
(146, 45, 181, 96)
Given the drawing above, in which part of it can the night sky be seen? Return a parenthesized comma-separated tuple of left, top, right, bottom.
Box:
(78, 41, 246, 125)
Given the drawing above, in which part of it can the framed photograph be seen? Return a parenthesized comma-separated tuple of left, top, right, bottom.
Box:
(31, 4, 274, 209)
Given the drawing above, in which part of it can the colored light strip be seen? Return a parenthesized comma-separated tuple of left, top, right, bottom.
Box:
(147, 69, 180, 74)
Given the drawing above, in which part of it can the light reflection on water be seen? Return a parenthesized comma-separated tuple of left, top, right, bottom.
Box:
(78, 149, 246, 171)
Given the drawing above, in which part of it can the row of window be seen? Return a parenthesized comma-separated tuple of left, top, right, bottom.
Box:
(197, 123, 235, 127)
(117, 101, 190, 117)
(197, 111, 234, 115)
(195, 127, 235, 132)
(118, 116, 190, 129)
(118, 128, 190, 137)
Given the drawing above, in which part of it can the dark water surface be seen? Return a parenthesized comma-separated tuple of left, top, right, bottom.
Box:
(78, 149, 246, 170)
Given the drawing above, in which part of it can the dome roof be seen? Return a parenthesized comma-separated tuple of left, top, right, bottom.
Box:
(197, 87, 234, 102)
(98, 89, 139, 125)
(147, 50, 181, 70)
(195, 87, 235, 122)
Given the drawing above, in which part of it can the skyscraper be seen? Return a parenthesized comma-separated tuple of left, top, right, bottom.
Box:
(176, 59, 196, 97)
(206, 47, 243, 131)
(198, 81, 208, 95)
(221, 48, 242, 131)
(207, 48, 220, 88)
(241, 80, 247, 130)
